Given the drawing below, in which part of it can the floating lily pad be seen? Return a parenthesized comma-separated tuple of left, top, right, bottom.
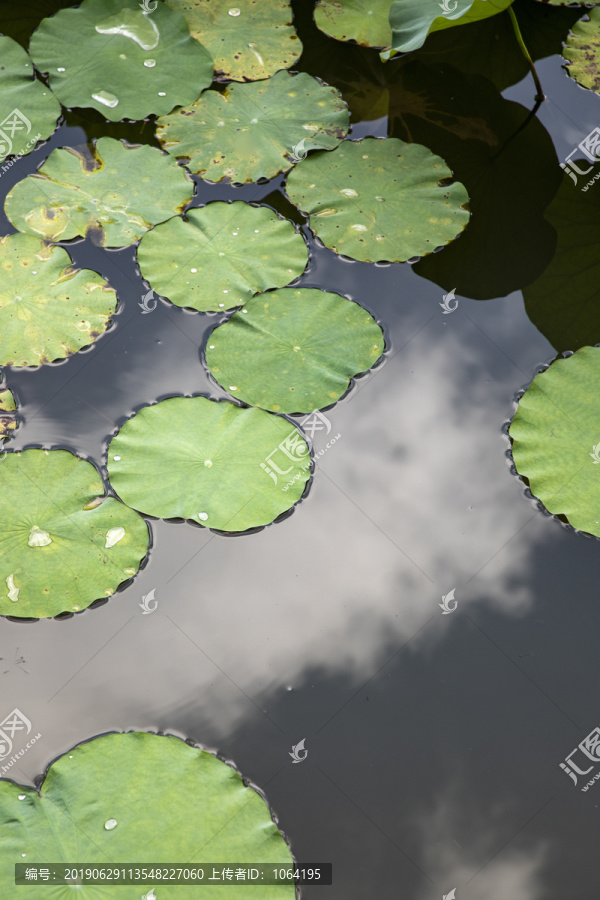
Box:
(285, 137, 469, 263)
(509, 347, 600, 538)
(137, 202, 308, 312)
(206, 288, 384, 413)
(108, 396, 311, 531)
(5, 137, 194, 247)
(0, 390, 19, 443)
(563, 7, 600, 93)
(1, 732, 295, 898)
(314, 0, 393, 49)
(0, 36, 60, 164)
(165, 0, 302, 81)
(0, 449, 149, 618)
(28, 0, 214, 121)
(390, 0, 515, 54)
(156, 70, 349, 183)
(0, 234, 117, 367)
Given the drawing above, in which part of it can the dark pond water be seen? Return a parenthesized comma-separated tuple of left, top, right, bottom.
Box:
(2, 0, 600, 897)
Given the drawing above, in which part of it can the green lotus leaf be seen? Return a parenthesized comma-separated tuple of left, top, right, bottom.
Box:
(0, 36, 60, 165)
(156, 70, 349, 184)
(137, 202, 308, 313)
(523, 165, 600, 353)
(390, 0, 515, 54)
(0, 234, 117, 367)
(0, 389, 19, 443)
(509, 347, 600, 538)
(314, 0, 393, 49)
(28, 0, 214, 122)
(5, 137, 194, 247)
(2, 732, 294, 898)
(165, 0, 302, 81)
(205, 287, 384, 413)
(0, 449, 149, 618)
(108, 397, 311, 532)
(285, 137, 469, 263)
(563, 7, 600, 93)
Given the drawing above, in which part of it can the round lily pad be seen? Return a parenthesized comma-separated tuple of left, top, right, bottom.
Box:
(1, 732, 295, 899)
(156, 70, 349, 183)
(205, 288, 385, 413)
(0, 449, 149, 618)
(28, 0, 214, 122)
(285, 137, 470, 263)
(509, 347, 600, 538)
(389, 0, 516, 54)
(107, 396, 311, 532)
(563, 7, 600, 94)
(0, 389, 19, 444)
(165, 0, 302, 81)
(0, 234, 117, 368)
(314, 0, 393, 49)
(0, 36, 60, 164)
(5, 137, 194, 247)
(137, 202, 308, 312)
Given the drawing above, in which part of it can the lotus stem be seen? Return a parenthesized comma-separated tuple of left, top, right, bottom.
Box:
(507, 6, 545, 103)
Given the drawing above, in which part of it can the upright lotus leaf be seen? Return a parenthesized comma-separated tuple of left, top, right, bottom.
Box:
(285, 137, 470, 263)
(509, 347, 600, 539)
(28, 0, 214, 121)
(5, 137, 194, 247)
(0, 449, 149, 618)
(108, 397, 311, 531)
(0, 36, 60, 164)
(0, 389, 19, 443)
(156, 70, 349, 183)
(137, 202, 308, 312)
(523, 165, 600, 353)
(165, 0, 302, 81)
(1, 732, 295, 899)
(206, 288, 384, 413)
(314, 0, 394, 49)
(563, 8, 600, 93)
(390, 0, 515, 54)
(0, 234, 117, 367)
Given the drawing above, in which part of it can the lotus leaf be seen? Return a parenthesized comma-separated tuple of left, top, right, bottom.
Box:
(165, 0, 302, 81)
(390, 0, 516, 54)
(5, 137, 194, 247)
(156, 70, 349, 183)
(314, 0, 393, 49)
(0, 389, 18, 443)
(28, 0, 214, 122)
(285, 137, 470, 263)
(509, 347, 600, 539)
(563, 7, 600, 94)
(2, 732, 294, 898)
(0, 234, 117, 367)
(0, 36, 60, 165)
(205, 288, 384, 413)
(108, 397, 311, 532)
(0, 449, 149, 618)
(137, 202, 308, 312)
